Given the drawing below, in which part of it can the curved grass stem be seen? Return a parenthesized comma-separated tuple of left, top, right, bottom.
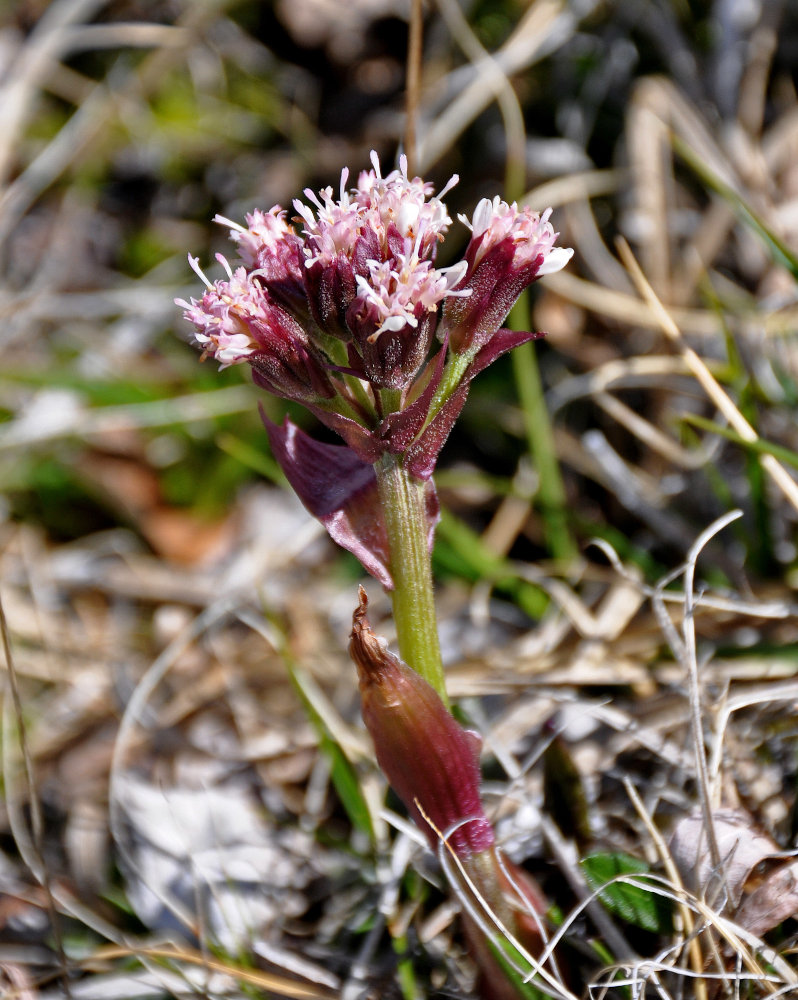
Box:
(510, 297, 577, 563)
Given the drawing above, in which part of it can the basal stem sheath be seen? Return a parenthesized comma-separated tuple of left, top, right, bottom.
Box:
(375, 454, 449, 707)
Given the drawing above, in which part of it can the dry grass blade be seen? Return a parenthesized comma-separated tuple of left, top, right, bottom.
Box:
(624, 779, 707, 1000)
(593, 390, 701, 468)
(682, 511, 745, 887)
(0, 13, 187, 247)
(540, 815, 636, 964)
(432, 0, 526, 195)
(525, 169, 623, 210)
(442, 846, 577, 1000)
(87, 943, 339, 1000)
(0, 592, 71, 998)
(404, 0, 424, 174)
(543, 270, 723, 337)
(0, 86, 111, 246)
(618, 238, 798, 515)
(0, 0, 109, 187)
(418, 0, 570, 171)
(707, 677, 798, 783)
(0, 386, 257, 451)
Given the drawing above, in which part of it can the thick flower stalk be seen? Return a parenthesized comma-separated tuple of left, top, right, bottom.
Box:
(178, 151, 572, 698)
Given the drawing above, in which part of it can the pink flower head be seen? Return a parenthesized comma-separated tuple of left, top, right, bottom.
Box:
(350, 588, 495, 858)
(346, 249, 469, 388)
(352, 150, 458, 261)
(354, 253, 468, 336)
(177, 255, 334, 403)
(216, 208, 307, 318)
(178, 154, 573, 584)
(217, 206, 295, 269)
(440, 197, 573, 355)
(177, 255, 262, 367)
(293, 169, 364, 270)
(291, 152, 460, 349)
(464, 198, 572, 274)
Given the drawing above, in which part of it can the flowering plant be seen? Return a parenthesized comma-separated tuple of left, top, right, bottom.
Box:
(179, 151, 571, 996)
(179, 151, 571, 697)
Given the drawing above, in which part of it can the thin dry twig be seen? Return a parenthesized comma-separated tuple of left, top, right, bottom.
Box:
(404, 0, 424, 174)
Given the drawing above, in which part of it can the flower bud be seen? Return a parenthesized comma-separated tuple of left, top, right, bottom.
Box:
(177, 256, 336, 405)
(349, 588, 494, 858)
(440, 199, 573, 356)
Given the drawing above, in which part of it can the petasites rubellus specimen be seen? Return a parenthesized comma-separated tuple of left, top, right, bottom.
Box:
(178, 152, 573, 589)
(349, 586, 494, 857)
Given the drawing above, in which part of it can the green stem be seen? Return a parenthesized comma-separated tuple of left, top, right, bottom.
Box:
(379, 386, 403, 416)
(343, 372, 376, 418)
(375, 453, 449, 707)
(316, 393, 368, 425)
(509, 295, 577, 563)
(415, 348, 470, 440)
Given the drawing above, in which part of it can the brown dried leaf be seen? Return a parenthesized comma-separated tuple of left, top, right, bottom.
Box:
(735, 858, 798, 937)
(669, 807, 798, 934)
(669, 808, 779, 907)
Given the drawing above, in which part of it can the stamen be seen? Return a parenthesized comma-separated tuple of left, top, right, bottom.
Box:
(215, 253, 234, 279)
(437, 173, 459, 200)
(213, 214, 245, 233)
(187, 254, 213, 289)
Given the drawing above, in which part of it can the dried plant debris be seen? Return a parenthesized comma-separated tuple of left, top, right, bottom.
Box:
(670, 807, 798, 938)
(112, 776, 316, 951)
